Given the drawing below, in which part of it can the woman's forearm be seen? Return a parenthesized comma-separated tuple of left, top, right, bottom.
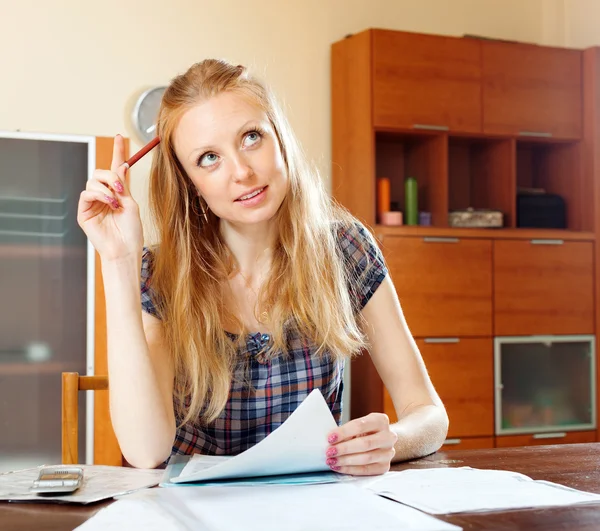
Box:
(390, 404, 449, 462)
(101, 256, 175, 468)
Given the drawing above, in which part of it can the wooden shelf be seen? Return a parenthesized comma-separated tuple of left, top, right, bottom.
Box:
(0, 362, 76, 376)
(0, 245, 86, 258)
(373, 225, 595, 241)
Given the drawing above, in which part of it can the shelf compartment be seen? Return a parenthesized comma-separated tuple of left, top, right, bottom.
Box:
(516, 140, 590, 231)
(448, 136, 516, 228)
(375, 131, 447, 226)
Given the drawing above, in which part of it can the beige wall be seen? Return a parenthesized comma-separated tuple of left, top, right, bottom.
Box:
(1, 0, 589, 240)
(564, 0, 600, 48)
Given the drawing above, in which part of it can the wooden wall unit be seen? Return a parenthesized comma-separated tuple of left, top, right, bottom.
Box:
(331, 29, 599, 448)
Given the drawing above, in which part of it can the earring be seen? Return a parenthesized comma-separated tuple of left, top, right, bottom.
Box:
(192, 196, 209, 224)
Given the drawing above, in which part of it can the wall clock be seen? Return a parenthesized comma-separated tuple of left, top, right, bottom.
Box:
(131, 86, 166, 143)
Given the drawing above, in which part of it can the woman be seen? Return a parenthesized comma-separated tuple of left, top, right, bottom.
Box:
(77, 59, 448, 474)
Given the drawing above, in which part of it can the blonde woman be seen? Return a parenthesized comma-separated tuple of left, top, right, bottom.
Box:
(77, 59, 448, 474)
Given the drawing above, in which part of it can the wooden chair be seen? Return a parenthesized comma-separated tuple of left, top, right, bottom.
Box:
(61, 372, 122, 466)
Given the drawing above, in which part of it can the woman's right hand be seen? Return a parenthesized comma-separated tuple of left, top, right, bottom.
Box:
(77, 135, 144, 262)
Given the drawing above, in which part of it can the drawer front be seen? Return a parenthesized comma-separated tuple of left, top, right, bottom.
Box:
(496, 430, 596, 448)
(494, 240, 594, 335)
(441, 437, 495, 451)
(372, 30, 482, 133)
(383, 236, 492, 337)
(383, 338, 494, 438)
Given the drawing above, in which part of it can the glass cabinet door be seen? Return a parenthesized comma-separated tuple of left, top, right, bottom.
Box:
(495, 335, 596, 435)
(0, 133, 92, 472)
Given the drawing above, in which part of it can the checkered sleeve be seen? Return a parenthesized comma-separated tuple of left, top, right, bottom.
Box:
(141, 247, 161, 319)
(338, 221, 388, 311)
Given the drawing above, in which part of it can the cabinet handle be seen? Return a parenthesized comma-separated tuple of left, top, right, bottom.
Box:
(532, 432, 566, 439)
(412, 124, 450, 131)
(519, 131, 553, 138)
(423, 237, 460, 243)
(530, 239, 564, 245)
(443, 438, 462, 445)
(424, 338, 460, 344)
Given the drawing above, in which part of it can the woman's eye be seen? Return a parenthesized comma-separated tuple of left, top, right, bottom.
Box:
(243, 131, 262, 148)
(198, 152, 219, 168)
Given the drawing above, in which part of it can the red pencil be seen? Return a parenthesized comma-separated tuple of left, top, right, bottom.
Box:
(123, 136, 161, 169)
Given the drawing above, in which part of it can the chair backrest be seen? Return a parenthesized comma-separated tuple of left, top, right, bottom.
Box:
(61, 372, 122, 466)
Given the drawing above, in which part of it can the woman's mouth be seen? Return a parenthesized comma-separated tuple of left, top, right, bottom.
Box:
(235, 186, 268, 205)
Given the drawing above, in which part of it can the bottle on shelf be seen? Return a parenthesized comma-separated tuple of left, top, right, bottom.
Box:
(405, 176, 418, 225)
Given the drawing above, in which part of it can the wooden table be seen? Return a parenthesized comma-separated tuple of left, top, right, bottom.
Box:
(2, 443, 600, 530)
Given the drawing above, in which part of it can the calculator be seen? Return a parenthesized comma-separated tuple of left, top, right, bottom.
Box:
(30, 466, 84, 494)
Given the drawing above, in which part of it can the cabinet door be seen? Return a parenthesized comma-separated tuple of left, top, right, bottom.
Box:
(423, 338, 494, 438)
(482, 42, 582, 139)
(494, 240, 594, 335)
(372, 30, 482, 133)
(382, 236, 492, 337)
(383, 338, 494, 438)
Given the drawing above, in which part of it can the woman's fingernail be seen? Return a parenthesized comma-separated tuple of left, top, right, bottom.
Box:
(328, 434, 338, 444)
(114, 181, 124, 193)
(326, 458, 337, 467)
(326, 447, 337, 458)
(333, 466, 341, 472)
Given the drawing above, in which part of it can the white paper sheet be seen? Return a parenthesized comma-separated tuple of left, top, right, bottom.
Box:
(170, 388, 338, 483)
(76, 482, 462, 531)
(0, 465, 163, 504)
(366, 466, 600, 514)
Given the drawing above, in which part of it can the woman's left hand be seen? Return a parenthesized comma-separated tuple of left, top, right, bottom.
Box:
(325, 413, 398, 475)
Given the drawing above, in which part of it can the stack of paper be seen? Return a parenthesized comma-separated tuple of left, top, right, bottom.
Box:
(364, 466, 600, 514)
(76, 482, 462, 531)
(164, 388, 342, 486)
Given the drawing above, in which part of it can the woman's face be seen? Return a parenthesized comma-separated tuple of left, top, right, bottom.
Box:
(173, 91, 289, 228)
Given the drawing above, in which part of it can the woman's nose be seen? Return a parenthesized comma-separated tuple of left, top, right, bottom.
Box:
(230, 154, 254, 182)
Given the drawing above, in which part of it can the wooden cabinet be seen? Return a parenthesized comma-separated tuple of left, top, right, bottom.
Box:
(496, 430, 596, 448)
(372, 30, 482, 133)
(382, 236, 492, 337)
(441, 437, 495, 451)
(383, 339, 494, 438)
(494, 240, 594, 335)
(332, 29, 600, 448)
(482, 41, 582, 139)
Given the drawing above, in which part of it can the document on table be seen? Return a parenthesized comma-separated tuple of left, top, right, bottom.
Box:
(161, 454, 343, 487)
(0, 465, 163, 504)
(76, 482, 462, 531)
(168, 388, 338, 484)
(365, 466, 600, 514)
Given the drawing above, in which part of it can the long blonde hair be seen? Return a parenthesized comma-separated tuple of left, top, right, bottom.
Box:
(148, 59, 373, 426)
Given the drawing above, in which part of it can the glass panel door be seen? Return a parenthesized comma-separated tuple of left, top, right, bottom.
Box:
(0, 133, 91, 472)
(495, 335, 596, 435)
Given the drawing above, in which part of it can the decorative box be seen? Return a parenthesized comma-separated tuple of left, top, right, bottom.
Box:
(448, 208, 503, 228)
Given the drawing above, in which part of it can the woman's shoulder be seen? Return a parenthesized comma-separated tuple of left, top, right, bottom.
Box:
(333, 218, 381, 267)
(332, 217, 388, 311)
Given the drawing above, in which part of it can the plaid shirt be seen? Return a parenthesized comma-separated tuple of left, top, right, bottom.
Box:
(140, 221, 387, 458)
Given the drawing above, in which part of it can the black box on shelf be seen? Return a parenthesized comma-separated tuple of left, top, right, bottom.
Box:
(517, 193, 566, 229)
